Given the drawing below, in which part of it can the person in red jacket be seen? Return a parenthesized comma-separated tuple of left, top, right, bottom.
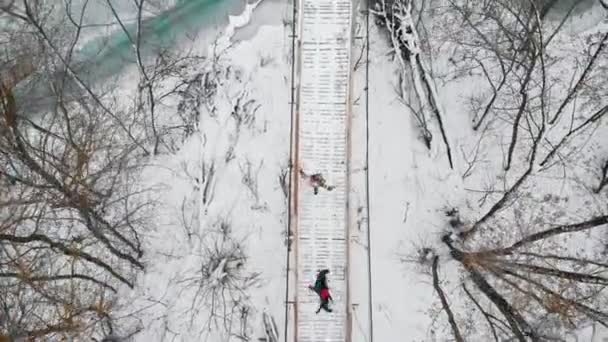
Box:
(316, 288, 333, 313)
(307, 269, 333, 313)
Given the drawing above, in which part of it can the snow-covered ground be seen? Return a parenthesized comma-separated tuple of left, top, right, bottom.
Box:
(355, 1, 608, 341)
(104, 2, 293, 340)
(354, 20, 455, 340)
(69, 0, 607, 340)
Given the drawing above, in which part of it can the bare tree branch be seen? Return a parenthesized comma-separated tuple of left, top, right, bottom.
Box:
(431, 256, 464, 342)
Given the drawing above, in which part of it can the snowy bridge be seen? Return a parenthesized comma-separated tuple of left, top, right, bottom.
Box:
(286, 0, 353, 339)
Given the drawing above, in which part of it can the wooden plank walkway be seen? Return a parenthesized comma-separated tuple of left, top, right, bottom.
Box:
(287, 0, 353, 339)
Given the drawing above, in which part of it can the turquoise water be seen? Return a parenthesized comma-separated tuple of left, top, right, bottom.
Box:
(17, 0, 248, 115)
(75, 0, 246, 80)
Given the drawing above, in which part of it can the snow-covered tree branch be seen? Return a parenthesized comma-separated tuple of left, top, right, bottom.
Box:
(373, 0, 453, 168)
(397, 0, 608, 339)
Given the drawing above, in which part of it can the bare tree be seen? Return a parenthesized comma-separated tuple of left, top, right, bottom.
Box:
(176, 217, 260, 341)
(0, 1, 159, 339)
(399, 0, 608, 340)
(442, 214, 608, 340)
(596, 159, 608, 193)
(432, 255, 464, 342)
(106, 0, 208, 155)
(0, 73, 150, 340)
(2, 1, 268, 341)
(439, 0, 607, 170)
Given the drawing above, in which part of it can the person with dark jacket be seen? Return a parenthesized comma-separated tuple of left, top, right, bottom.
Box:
(308, 269, 333, 313)
(315, 269, 329, 290)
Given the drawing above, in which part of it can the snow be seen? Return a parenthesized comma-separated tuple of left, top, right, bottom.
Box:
(11, 0, 599, 340)
(349, 1, 608, 341)
(103, 0, 608, 340)
(216, 0, 263, 51)
(106, 1, 293, 339)
(352, 22, 460, 340)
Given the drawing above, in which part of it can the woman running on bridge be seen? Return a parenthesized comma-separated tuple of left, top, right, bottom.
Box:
(308, 269, 333, 313)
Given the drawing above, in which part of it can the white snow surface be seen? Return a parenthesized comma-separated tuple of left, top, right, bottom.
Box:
(355, 3, 608, 342)
(107, 1, 608, 341)
(114, 6, 293, 341)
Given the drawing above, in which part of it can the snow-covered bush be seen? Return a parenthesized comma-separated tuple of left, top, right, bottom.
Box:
(177, 217, 260, 340)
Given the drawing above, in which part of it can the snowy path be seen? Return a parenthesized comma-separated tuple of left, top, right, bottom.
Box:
(286, 0, 353, 340)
